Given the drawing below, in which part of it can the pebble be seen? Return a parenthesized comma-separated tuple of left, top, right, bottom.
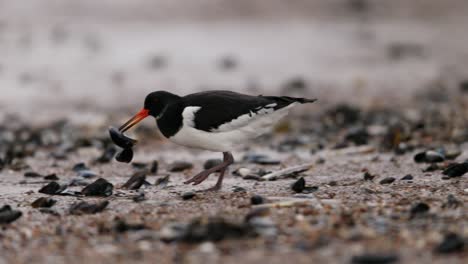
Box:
(414, 150, 444, 163)
(203, 159, 223, 170)
(131, 162, 147, 169)
(161, 217, 256, 243)
(77, 170, 98, 179)
(113, 219, 147, 233)
(72, 162, 89, 172)
(379, 177, 395, 185)
(44, 173, 59, 181)
(351, 253, 399, 264)
(69, 201, 109, 215)
(182, 191, 196, 200)
(81, 178, 113, 197)
(250, 195, 264, 205)
(442, 194, 462, 209)
(232, 186, 247, 192)
(235, 168, 252, 177)
(31, 197, 57, 208)
(363, 172, 375, 181)
(400, 174, 413, 181)
(132, 192, 146, 203)
(243, 154, 280, 165)
(24, 171, 43, 178)
(410, 202, 430, 219)
(169, 161, 193, 172)
(434, 233, 465, 254)
(423, 163, 440, 172)
(115, 148, 133, 163)
(0, 205, 22, 224)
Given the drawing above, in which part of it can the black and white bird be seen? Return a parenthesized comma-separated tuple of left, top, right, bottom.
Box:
(118, 90, 316, 191)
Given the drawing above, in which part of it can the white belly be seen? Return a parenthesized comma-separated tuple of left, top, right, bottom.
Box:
(168, 105, 293, 152)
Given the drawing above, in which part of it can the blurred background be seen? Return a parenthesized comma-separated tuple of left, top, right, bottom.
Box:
(0, 0, 467, 124)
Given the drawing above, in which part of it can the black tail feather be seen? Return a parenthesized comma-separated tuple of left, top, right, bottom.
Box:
(280, 96, 317, 104)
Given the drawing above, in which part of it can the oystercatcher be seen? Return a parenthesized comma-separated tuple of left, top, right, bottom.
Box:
(119, 90, 316, 191)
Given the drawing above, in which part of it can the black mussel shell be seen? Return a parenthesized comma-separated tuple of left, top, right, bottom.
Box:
(116, 148, 134, 163)
(109, 127, 137, 149)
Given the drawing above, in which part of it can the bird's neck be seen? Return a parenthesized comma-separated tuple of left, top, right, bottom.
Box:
(156, 100, 184, 138)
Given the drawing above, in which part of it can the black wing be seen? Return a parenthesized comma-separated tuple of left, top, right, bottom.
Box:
(181, 90, 315, 132)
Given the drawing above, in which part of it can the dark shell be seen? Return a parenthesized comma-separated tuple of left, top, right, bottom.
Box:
(69, 201, 109, 215)
(443, 162, 468, 177)
(31, 197, 57, 208)
(109, 127, 137, 149)
(81, 178, 113, 197)
(116, 148, 134, 163)
(0, 205, 22, 224)
(291, 177, 305, 193)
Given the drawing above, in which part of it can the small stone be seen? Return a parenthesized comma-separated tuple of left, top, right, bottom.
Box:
(132, 192, 146, 202)
(115, 148, 133, 163)
(72, 162, 89, 172)
(423, 163, 440, 172)
(414, 150, 445, 163)
(203, 159, 223, 170)
(81, 178, 113, 197)
(232, 186, 246, 192)
(31, 197, 56, 208)
(150, 160, 159, 174)
(131, 162, 147, 169)
(24, 171, 43, 178)
(351, 253, 399, 264)
(410, 202, 430, 219)
(243, 154, 280, 165)
(400, 174, 413, 181)
(379, 177, 395, 185)
(291, 177, 305, 193)
(442, 194, 462, 209)
(0, 205, 22, 224)
(44, 173, 59, 181)
(69, 201, 109, 215)
(435, 233, 465, 254)
(169, 161, 193, 172)
(363, 172, 375, 181)
(250, 195, 264, 205)
(182, 192, 196, 200)
(235, 168, 252, 177)
(77, 170, 98, 179)
(113, 219, 147, 233)
(459, 80, 468, 93)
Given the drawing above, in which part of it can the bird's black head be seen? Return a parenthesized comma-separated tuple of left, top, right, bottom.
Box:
(144, 91, 181, 118)
(119, 91, 180, 132)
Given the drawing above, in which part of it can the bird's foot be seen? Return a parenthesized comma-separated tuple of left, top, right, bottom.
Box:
(184, 170, 214, 185)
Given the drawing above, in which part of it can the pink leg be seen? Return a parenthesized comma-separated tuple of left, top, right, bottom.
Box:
(184, 152, 234, 191)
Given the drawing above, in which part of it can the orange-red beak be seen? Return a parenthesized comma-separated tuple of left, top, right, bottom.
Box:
(119, 108, 149, 133)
